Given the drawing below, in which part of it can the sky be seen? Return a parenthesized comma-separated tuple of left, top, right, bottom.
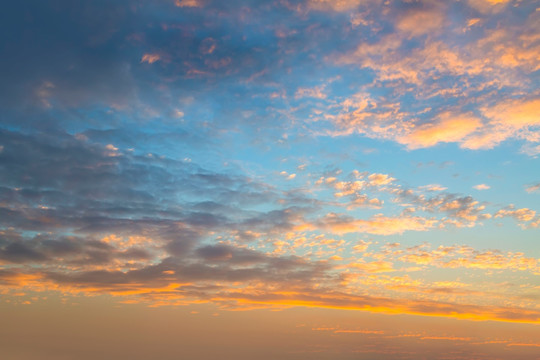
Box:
(0, 0, 539, 359)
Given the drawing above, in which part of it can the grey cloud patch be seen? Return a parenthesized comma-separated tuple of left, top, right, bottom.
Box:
(394, 189, 491, 225)
(42, 248, 332, 290)
(0, 129, 292, 235)
(0, 128, 330, 296)
(0, 233, 117, 265)
(165, 227, 201, 257)
(195, 244, 266, 265)
(0, 242, 48, 263)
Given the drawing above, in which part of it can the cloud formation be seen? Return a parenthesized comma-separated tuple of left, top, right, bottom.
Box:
(0, 0, 539, 330)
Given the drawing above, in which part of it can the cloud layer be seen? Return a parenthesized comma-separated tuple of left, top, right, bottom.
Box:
(0, 0, 539, 329)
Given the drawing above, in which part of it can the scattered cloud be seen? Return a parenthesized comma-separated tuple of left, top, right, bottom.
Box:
(315, 213, 437, 235)
(525, 182, 540, 193)
(400, 112, 483, 150)
(295, 86, 327, 99)
(419, 184, 448, 192)
(306, 0, 367, 12)
(141, 53, 161, 64)
(473, 184, 490, 190)
(0, 0, 539, 330)
(396, 6, 446, 38)
(495, 205, 538, 227)
(175, 0, 203, 7)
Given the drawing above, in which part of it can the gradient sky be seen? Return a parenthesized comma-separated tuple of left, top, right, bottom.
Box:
(1, 0, 539, 359)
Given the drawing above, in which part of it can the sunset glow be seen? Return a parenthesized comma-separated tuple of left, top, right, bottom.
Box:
(1, 1, 539, 359)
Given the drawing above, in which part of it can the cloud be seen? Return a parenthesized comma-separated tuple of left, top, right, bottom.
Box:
(141, 53, 161, 64)
(313, 168, 527, 231)
(3, 259, 539, 324)
(395, 244, 540, 274)
(395, 6, 446, 38)
(1, 0, 539, 330)
(473, 184, 490, 190)
(525, 182, 540, 193)
(212, 288, 540, 323)
(346, 260, 395, 273)
(0, 232, 156, 268)
(315, 213, 437, 235)
(346, 195, 383, 209)
(462, 98, 540, 150)
(367, 173, 395, 186)
(195, 244, 266, 265)
(419, 184, 447, 192)
(394, 190, 492, 227)
(295, 86, 327, 99)
(495, 205, 536, 222)
(521, 143, 540, 157)
(467, 0, 512, 13)
(175, 0, 203, 7)
(332, 180, 365, 197)
(327, 8, 540, 153)
(306, 0, 368, 12)
(0, 128, 312, 267)
(324, 92, 539, 154)
(399, 112, 483, 149)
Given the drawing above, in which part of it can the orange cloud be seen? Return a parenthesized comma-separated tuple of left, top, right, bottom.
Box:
(419, 184, 448, 192)
(467, 0, 512, 13)
(141, 53, 161, 64)
(400, 112, 482, 149)
(506, 343, 540, 348)
(495, 206, 536, 222)
(346, 260, 395, 273)
(461, 98, 540, 150)
(420, 336, 472, 341)
(473, 184, 490, 190)
(333, 329, 384, 334)
(221, 290, 540, 324)
(367, 173, 395, 186)
(315, 213, 436, 235)
(175, 0, 202, 7)
(328, 12, 540, 153)
(483, 97, 540, 129)
(395, 244, 540, 274)
(333, 180, 365, 197)
(346, 195, 383, 209)
(396, 7, 446, 38)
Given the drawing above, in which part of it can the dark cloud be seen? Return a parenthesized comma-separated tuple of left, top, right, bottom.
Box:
(0, 233, 116, 265)
(0, 129, 295, 235)
(0, 242, 48, 263)
(196, 243, 266, 264)
(42, 247, 332, 289)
